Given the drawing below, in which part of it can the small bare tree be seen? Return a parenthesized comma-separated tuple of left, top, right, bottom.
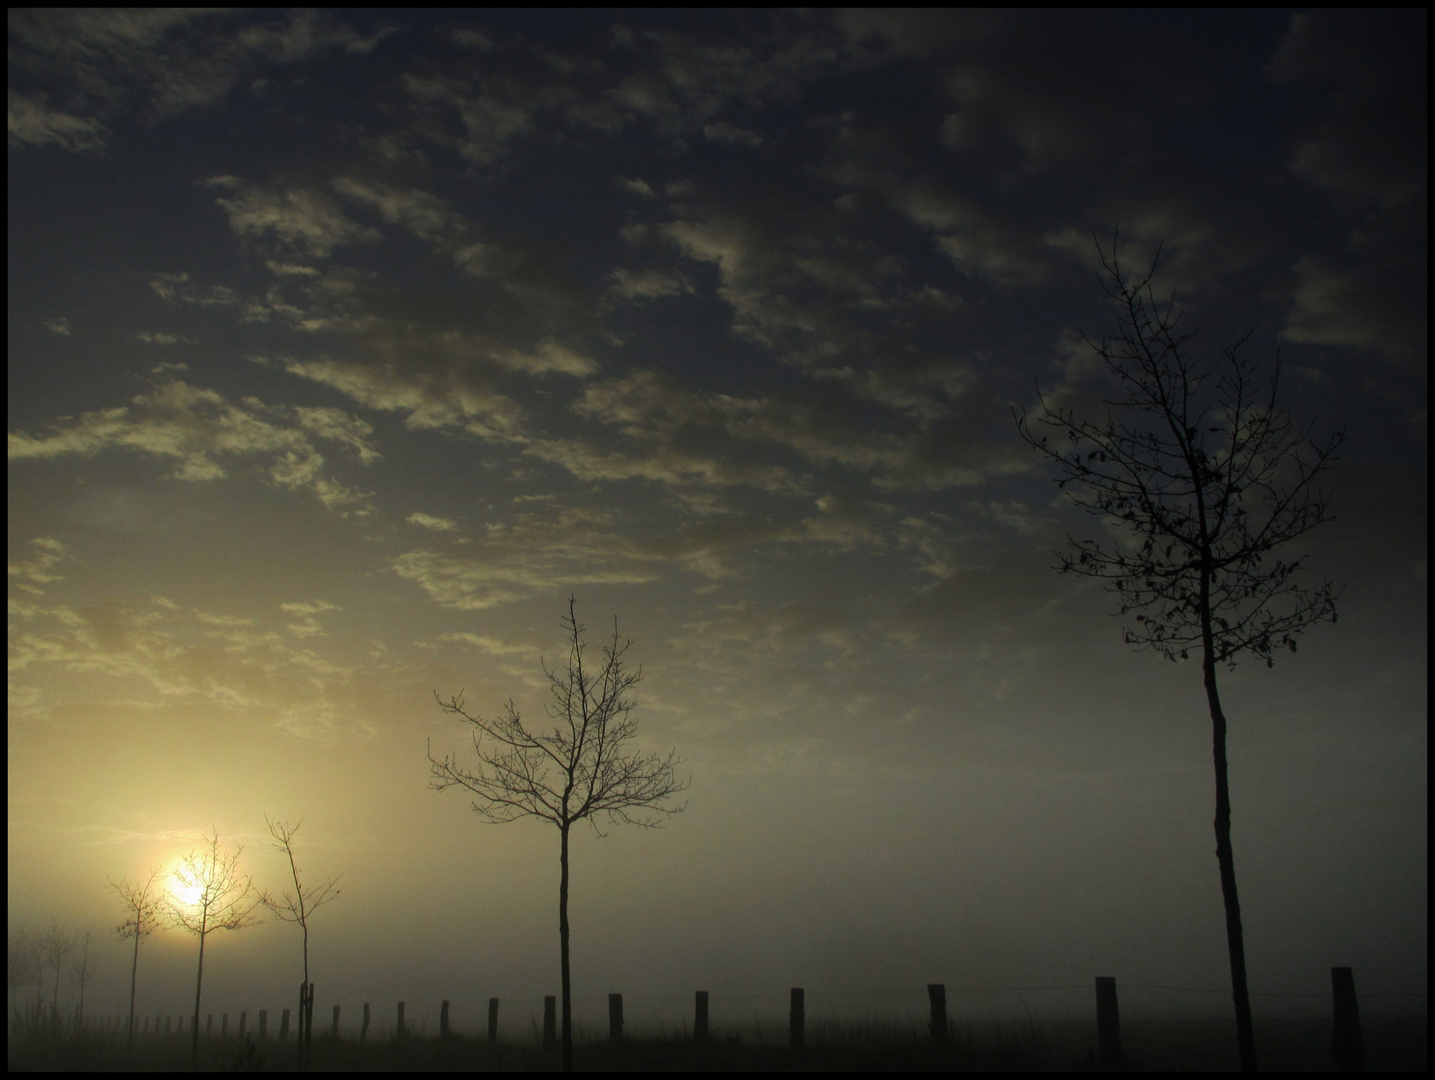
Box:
(261, 815, 341, 1071)
(166, 828, 265, 1067)
(39, 919, 76, 1026)
(7, 926, 42, 1026)
(111, 866, 165, 1056)
(1015, 233, 1344, 1073)
(429, 596, 688, 1072)
(69, 929, 94, 1027)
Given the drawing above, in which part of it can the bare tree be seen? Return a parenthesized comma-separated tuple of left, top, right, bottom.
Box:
(1015, 233, 1344, 1073)
(69, 929, 95, 1027)
(165, 828, 265, 1067)
(7, 926, 42, 1026)
(261, 815, 342, 1071)
(429, 596, 688, 1072)
(111, 866, 165, 1056)
(39, 919, 76, 1026)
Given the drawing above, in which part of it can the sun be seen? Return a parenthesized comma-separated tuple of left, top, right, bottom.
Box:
(171, 873, 205, 908)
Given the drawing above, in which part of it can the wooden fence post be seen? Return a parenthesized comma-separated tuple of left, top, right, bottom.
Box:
(790, 988, 804, 1051)
(360, 1003, 370, 1042)
(259, 1009, 267, 1039)
(1095, 976, 1121, 1068)
(239, 1011, 247, 1038)
(332, 1004, 341, 1038)
(608, 993, 623, 1043)
(543, 995, 556, 1049)
(928, 983, 948, 1041)
(221, 1013, 228, 1038)
(487, 997, 500, 1046)
(280, 1008, 290, 1042)
(695, 990, 709, 1044)
(396, 1001, 405, 1041)
(440, 999, 450, 1040)
(1331, 966, 1363, 1072)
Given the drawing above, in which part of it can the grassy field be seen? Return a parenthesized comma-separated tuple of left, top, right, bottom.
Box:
(8, 1013, 1427, 1071)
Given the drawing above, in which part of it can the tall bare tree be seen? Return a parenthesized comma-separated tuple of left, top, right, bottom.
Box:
(165, 828, 265, 1067)
(1015, 234, 1344, 1073)
(429, 596, 688, 1072)
(111, 866, 165, 1056)
(261, 815, 342, 1071)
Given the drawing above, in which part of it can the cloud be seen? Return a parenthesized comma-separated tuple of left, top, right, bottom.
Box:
(276, 357, 526, 440)
(8, 537, 67, 598)
(8, 9, 374, 147)
(212, 181, 381, 258)
(7, 594, 370, 737)
(569, 369, 985, 490)
(7, 92, 107, 152)
(702, 121, 763, 148)
(393, 507, 659, 610)
(7, 378, 377, 514)
(604, 267, 692, 304)
(490, 339, 598, 377)
(43, 317, 72, 336)
(407, 513, 458, 532)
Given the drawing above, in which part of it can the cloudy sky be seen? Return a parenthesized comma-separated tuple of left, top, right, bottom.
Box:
(8, 9, 1425, 1037)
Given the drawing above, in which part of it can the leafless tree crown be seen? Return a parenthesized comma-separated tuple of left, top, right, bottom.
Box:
(429, 596, 689, 832)
(1015, 233, 1344, 669)
(165, 828, 265, 935)
(261, 815, 342, 927)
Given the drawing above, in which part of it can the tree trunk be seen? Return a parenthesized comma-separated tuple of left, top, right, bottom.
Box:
(190, 932, 207, 1067)
(1203, 626, 1258, 1072)
(127, 933, 139, 1056)
(559, 821, 573, 1072)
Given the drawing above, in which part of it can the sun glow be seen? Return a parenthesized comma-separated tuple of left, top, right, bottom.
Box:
(171, 873, 204, 908)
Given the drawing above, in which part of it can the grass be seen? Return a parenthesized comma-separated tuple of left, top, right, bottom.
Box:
(7, 1012, 1428, 1071)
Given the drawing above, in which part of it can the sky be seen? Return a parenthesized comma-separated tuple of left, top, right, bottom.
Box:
(7, 8, 1426, 1039)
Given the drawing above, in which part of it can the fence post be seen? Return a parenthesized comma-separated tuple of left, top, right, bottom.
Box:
(206, 1014, 213, 1035)
(396, 1001, 405, 1041)
(332, 1004, 340, 1038)
(222, 1013, 228, 1038)
(440, 999, 450, 1040)
(695, 990, 709, 1044)
(608, 993, 623, 1043)
(790, 988, 804, 1051)
(259, 1009, 267, 1039)
(928, 983, 948, 1042)
(543, 995, 557, 1049)
(487, 997, 499, 1046)
(1095, 976, 1121, 1068)
(1331, 966, 1363, 1072)
(360, 1003, 370, 1042)
(280, 1008, 290, 1042)
(164, 1015, 170, 1034)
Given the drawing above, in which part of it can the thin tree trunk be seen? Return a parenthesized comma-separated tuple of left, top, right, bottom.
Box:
(1203, 602, 1258, 1072)
(127, 932, 139, 1056)
(190, 932, 207, 1067)
(559, 821, 572, 1073)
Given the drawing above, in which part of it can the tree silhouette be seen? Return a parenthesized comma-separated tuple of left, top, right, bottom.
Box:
(429, 596, 688, 1072)
(261, 814, 342, 1071)
(39, 919, 76, 1026)
(7, 926, 42, 1026)
(111, 866, 164, 1056)
(165, 828, 265, 1067)
(1015, 233, 1344, 1073)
